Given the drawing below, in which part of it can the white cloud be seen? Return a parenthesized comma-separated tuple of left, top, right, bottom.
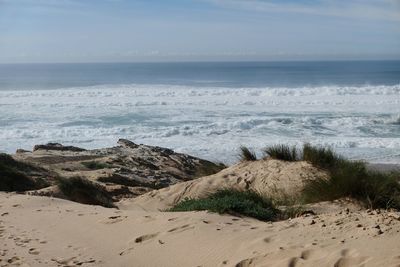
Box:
(205, 0, 400, 21)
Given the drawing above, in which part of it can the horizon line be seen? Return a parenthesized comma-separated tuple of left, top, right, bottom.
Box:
(1, 58, 400, 65)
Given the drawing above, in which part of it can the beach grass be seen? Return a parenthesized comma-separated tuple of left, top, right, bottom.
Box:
(239, 146, 257, 161)
(240, 143, 400, 210)
(264, 144, 298, 161)
(300, 144, 400, 210)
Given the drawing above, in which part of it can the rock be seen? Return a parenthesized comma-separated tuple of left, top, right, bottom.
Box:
(12, 140, 226, 201)
(33, 143, 86, 152)
(117, 139, 139, 149)
(16, 149, 30, 153)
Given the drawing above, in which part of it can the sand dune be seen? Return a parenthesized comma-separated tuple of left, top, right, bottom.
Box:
(121, 159, 328, 211)
(2, 147, 400, 266)
(1, 193, 400, 267)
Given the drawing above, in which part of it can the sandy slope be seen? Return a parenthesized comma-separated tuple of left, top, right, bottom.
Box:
(121, 159, 328, 211)
(1, 193, 400, 267)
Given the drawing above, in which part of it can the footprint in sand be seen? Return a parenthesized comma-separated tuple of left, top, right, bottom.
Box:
(51, 256, 76, 265)
(167, 224, 194, 233)
(28, 248, 40, 255)
(340, 248, 358, 257)
(7, 256, 23, 265)
(288, 257, 302, 267)
(333, 249, 369, 267)
(334, 256, 370, 267)
(99, 215, 127, 224)
(263, 236, 275, 243)
(300, 249, 319, 260)
(234, 257, 256, 267)
(119, 233, 159, 256)
(135, 233, 159, 243)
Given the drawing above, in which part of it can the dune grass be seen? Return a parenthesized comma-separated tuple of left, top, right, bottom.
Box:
(239, 146, 257, 161)
(0, 153, 47, 192)
(302, 143, 342, 169)
(240, 143, 400, 210)
(264, 144, 298, 161)
(169, 189, 280, 221)
(57, 176, 116, 208)
(300, 144, 400, 210)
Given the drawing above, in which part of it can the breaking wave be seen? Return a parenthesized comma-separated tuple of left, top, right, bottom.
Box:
(0, 83, 399, 163)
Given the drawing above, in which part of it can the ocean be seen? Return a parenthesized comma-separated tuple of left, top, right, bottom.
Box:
(0, 61, 399, 164)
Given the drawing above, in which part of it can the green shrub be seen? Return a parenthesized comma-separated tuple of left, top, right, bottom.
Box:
(81, 161, 112, 170)
(169, 190, 280, 221)
(0, 153, 42, 192)
(264, 144, 298, 161)
(58, 176, 116, 208)
(239, 146, 257, 161)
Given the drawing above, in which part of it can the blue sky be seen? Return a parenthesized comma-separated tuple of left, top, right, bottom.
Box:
(0, 0, 399, 63)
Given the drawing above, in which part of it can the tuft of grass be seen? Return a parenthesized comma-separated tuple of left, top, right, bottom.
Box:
(57, 176, 116, 208)
(302, 160, 365, 202)
(169, 189, 280, 221)
(264, 144, 298, 161)
(301, 145, 400, 210)
(302, 143, 342, 169)
(360, 171, 400, 210)
(239, 146, 257, 162)
(0, 153, 46, 192)
(81, 161, 112, 170)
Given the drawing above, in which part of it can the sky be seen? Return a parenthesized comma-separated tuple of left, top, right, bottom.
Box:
(0, 0, 399, 63)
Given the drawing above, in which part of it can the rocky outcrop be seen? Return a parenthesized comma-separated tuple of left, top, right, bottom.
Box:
(12, 140, 225, 200)
(33, 143, 86, 152)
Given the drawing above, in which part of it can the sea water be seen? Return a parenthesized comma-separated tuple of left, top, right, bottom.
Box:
(0, 61, 399, 164)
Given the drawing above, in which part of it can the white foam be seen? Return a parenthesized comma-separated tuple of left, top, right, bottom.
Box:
(0, 84, 399, 163)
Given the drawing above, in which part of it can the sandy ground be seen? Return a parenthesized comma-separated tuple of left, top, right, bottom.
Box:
(1, 193, 400, 267)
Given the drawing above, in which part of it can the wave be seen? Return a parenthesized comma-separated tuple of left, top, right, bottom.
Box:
(1, 83, 399, 163)
(1, 83, 400, 98)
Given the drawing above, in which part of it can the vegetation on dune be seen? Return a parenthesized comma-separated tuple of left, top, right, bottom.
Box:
(239, 146, 257, 161)
(81, 161, 112, 170)
(300, 144, 400, 210)
(264, 144, 298, 161)
(302, 143, 342, 169)
(0, 153, 49, 192)
(57, 176, 116, 208)
(169, 189, 280, 221)
(248, 143, 400, 211)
